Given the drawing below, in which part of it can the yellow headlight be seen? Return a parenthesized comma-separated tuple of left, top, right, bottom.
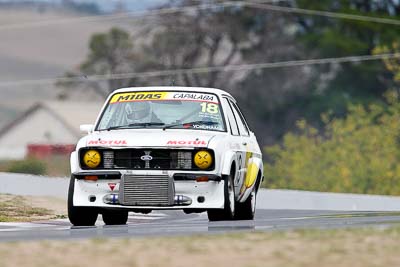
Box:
(83, 150, 101, 168)
(194, 150, 212, 169)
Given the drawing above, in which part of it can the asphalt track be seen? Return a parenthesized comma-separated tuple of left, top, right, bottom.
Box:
(1, 209, 400, 242)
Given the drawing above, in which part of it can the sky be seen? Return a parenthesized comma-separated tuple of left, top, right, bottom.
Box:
(0, 0, 169, 12)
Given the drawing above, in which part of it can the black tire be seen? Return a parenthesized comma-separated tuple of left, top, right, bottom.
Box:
(68, 176, 98, 226)
(207, 174, 235, 221)
(102, 210, 129, 225)
(234, 185, 257, 220)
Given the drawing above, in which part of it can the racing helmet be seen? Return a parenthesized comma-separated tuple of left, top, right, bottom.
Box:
(125, 101, 151, 123)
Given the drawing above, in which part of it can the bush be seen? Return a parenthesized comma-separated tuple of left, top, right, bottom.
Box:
(7, 158, 47, 175)
(263, 91, 400, 195)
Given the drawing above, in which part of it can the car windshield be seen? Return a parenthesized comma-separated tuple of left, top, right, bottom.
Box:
(96, 91, 225, 132)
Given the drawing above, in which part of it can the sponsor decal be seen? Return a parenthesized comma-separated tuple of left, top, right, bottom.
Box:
(229, 143, 240, 150)
(110, 92, 167, 103)
(88, 140, 127, 146)
(192, 124, 219, 130)
(172, 93, 217, 103)
(108, 183, 116, 191)
(167, 140, 207, 146)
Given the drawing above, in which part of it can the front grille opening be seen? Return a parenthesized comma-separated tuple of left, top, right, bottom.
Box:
(170, 151, 192, 169)
(119, 175, 174, 206)
(114, 150, 132, 168)
(103, 151, 114, 169)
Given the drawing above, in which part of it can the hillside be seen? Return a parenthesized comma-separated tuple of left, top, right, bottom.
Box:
(0, 7, 132, 127)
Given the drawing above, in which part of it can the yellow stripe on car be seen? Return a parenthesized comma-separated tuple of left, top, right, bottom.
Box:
(244, 162, 258, 188)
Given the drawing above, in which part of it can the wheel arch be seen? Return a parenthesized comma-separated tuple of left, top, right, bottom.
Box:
(220, 150, 237, 176)
(70, 151, 79, 173)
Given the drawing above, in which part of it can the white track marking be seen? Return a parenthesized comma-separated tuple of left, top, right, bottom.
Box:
(0, 212, 170, 232)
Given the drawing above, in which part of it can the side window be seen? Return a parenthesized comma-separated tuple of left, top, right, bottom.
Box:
(222, 98, 239, 136)
(229, 101, 250, 136)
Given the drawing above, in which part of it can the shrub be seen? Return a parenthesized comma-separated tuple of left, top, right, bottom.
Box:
(263, 91, 400, 195)
(7, 158, 47, 175)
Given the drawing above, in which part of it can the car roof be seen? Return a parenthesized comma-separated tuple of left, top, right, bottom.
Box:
(112, 86, 235, 101)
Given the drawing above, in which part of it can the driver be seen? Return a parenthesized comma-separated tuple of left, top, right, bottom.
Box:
(124, 101, 162, 124)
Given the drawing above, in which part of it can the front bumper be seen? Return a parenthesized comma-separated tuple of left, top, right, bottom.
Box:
(72, 171, 225, 210)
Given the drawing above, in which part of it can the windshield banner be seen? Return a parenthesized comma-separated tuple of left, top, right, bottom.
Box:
(110, 91, 219, 104)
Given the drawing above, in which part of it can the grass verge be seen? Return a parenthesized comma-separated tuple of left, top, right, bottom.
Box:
(0, 194, 66, 222)
(1, 226, 400, 267)
(0, 154, 70, 177)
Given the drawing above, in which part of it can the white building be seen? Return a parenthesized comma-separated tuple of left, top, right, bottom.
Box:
(0, 101, 103, 159)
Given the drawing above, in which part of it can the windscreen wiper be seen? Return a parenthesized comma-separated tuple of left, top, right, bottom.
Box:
(104, 122, 165, 131)
(162, 120, 218, 130)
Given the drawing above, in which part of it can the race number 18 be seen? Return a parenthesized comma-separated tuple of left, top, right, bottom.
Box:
(200, 103, 218, 114)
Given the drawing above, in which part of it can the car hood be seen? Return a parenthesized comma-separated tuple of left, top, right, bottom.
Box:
(83, 130, 219, 148)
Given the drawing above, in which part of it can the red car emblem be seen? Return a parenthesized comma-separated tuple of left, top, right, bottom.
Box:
(108, 183, 116, 191)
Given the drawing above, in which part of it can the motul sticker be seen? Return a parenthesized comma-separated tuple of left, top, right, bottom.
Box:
(167, 140, 207, 146)
(108, 183, 116, 191)
(87, 140, 127, 146)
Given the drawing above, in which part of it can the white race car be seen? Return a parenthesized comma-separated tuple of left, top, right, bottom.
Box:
(68, 87, 263, 226)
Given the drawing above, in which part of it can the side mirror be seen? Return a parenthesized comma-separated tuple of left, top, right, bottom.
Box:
(80, 124, 94, 134)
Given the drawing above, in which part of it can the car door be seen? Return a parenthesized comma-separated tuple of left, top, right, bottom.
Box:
(221, 97, 247, 195)
(228, 100, 258, 197)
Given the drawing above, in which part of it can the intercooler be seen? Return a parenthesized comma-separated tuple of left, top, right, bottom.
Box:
(119, 175, 175, 206)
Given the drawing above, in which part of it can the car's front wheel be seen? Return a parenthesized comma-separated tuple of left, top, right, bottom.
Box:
(234, 185, 256, 220)
(102, 210, 129, 225)
(207, 174, 235, 221)
(68, 176, 98, 226)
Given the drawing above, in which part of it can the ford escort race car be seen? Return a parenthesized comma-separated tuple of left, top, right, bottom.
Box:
(68, 87, 263, 226)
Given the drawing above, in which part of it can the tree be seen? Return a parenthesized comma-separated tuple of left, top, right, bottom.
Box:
(239, 0, 400, 144)
(293, 0, 400, 113)
(264, 90, 400, 195)
(233, 7, 310, 144)
(134, 3, 251, 88)
(58, 27, 136, 98)
(373, 42, 400, 88)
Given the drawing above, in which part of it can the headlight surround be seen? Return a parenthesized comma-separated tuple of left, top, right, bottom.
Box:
(79, 148, 214, 170)
(193, 150, 213, 170)
(82, 149, 102, 168)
